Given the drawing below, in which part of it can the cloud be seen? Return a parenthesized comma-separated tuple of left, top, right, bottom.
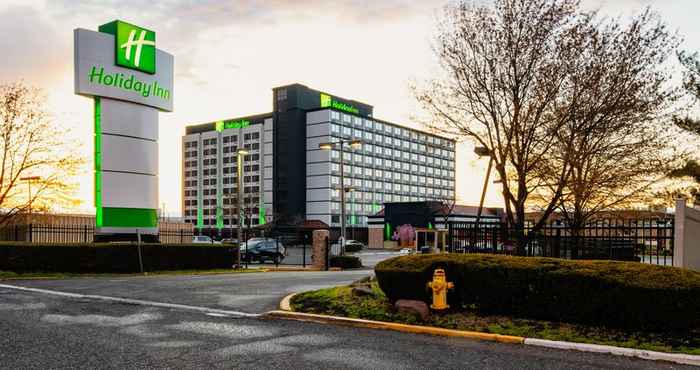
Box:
(0, 5, 70, 85)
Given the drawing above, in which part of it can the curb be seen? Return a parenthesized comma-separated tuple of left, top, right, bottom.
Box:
(260, 267, 323, 272)
(265, 310, 524, 344)
(279, 293, 296, 311)
(269, 298, 700, 367)
(524, 338, 700, 367)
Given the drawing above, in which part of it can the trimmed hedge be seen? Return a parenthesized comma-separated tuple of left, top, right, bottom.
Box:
(0, 242, 239, 273)
(375, 254, 700, 331)
(330, 255, 362, 269)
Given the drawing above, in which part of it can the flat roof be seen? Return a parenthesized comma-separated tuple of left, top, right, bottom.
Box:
(185, 112, 272, 135)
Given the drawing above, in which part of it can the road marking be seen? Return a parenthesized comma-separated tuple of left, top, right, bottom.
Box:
(0, 283, 261, 318)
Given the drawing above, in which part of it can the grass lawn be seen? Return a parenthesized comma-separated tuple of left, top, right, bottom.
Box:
(0, 268, 262, 280)
(291, 281, 700, 356)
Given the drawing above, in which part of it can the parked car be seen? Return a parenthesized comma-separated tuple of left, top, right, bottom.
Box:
(241, 238, 286, 264)
(220, 238, 239, 245)
(191, 235, 220, 244)
(344, 240, 365, 252)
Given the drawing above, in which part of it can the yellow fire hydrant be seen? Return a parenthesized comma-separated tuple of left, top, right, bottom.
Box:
(427, 268, 454, 310)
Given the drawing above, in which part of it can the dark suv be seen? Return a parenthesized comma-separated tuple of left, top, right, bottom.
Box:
(241, 238, 287, 264)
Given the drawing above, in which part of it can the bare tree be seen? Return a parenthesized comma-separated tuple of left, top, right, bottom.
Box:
(416, 0, 680, 253)
(0, 82, 84, 225)
(535, 9, 682, 234)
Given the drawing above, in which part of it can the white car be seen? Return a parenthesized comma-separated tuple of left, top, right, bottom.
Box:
(191, 235, 221, 244)
(399, 248, 413, 255)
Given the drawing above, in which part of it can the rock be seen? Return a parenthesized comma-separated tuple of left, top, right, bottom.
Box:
(351, 285, 374, 297)
(395, 299, 430, 321)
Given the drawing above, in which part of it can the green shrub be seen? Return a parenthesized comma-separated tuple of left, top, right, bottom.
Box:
(330, 255, 362, 269)
(375, 254, 700, 332)
(0, 242, 239, 273)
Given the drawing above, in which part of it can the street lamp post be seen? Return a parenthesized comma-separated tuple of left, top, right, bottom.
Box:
(20, 176, 41, 220)
(474, 147, 493, 227)
(236, 149, 248, 267)
(319, 139, 362, 255)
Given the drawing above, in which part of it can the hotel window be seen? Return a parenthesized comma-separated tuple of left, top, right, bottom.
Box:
(384, 124, 392, 134)
(376, 169, 383, 178)
(331, 189, 340, 199)
(364, 119, 373, 129)
(364, 131, 373, 141)
(343, 114, 351, 123)
(343, 126, 352, 136)
(331, 124, 341, 134)
(375, 122, 383, 131)
(331, 176, 340, 185)
(353, 116, 361, 126)
(331, 111, 341, 121)
(384, 136, 392, 145)
(331, 150, 340, 159)
(331, 163, 340, 172)
(353, 129, 362, 138)
(385, 148, 392, 157)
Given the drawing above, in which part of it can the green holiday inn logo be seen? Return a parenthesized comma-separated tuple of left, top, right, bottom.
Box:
(99, 20, 156, 74)
(320, 93, 360, 115)
(320, 93, 332, 108)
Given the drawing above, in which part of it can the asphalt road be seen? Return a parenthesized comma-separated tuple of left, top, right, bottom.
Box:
(5, 270, 373, 314)
(0, 285, 688, 370)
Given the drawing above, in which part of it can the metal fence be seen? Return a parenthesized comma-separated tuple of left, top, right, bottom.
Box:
(0, 224, 194, 244)
(447, 219, 675, 266)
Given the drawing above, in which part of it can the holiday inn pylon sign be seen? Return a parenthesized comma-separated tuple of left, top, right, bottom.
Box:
(75, 20, 174, 240)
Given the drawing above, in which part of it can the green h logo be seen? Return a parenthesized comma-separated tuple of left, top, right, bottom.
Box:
(320, 93, 332, 108)
(99, 20, 156, 74)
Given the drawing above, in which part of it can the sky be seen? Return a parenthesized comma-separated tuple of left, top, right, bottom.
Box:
(0, 0, 698, 217)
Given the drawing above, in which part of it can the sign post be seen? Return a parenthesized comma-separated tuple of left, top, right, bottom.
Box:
(74, 20, 174, 242)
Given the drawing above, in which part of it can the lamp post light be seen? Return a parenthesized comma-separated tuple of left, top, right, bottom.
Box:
(319, 139, 362, 255)
(235, 149, 249, 267)
(20, 176, 41, 221)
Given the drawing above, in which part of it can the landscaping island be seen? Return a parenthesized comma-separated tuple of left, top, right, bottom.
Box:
(291, 254, 700, 355)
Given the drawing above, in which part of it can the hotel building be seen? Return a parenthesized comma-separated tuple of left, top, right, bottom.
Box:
(182, 83, 456, 235)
